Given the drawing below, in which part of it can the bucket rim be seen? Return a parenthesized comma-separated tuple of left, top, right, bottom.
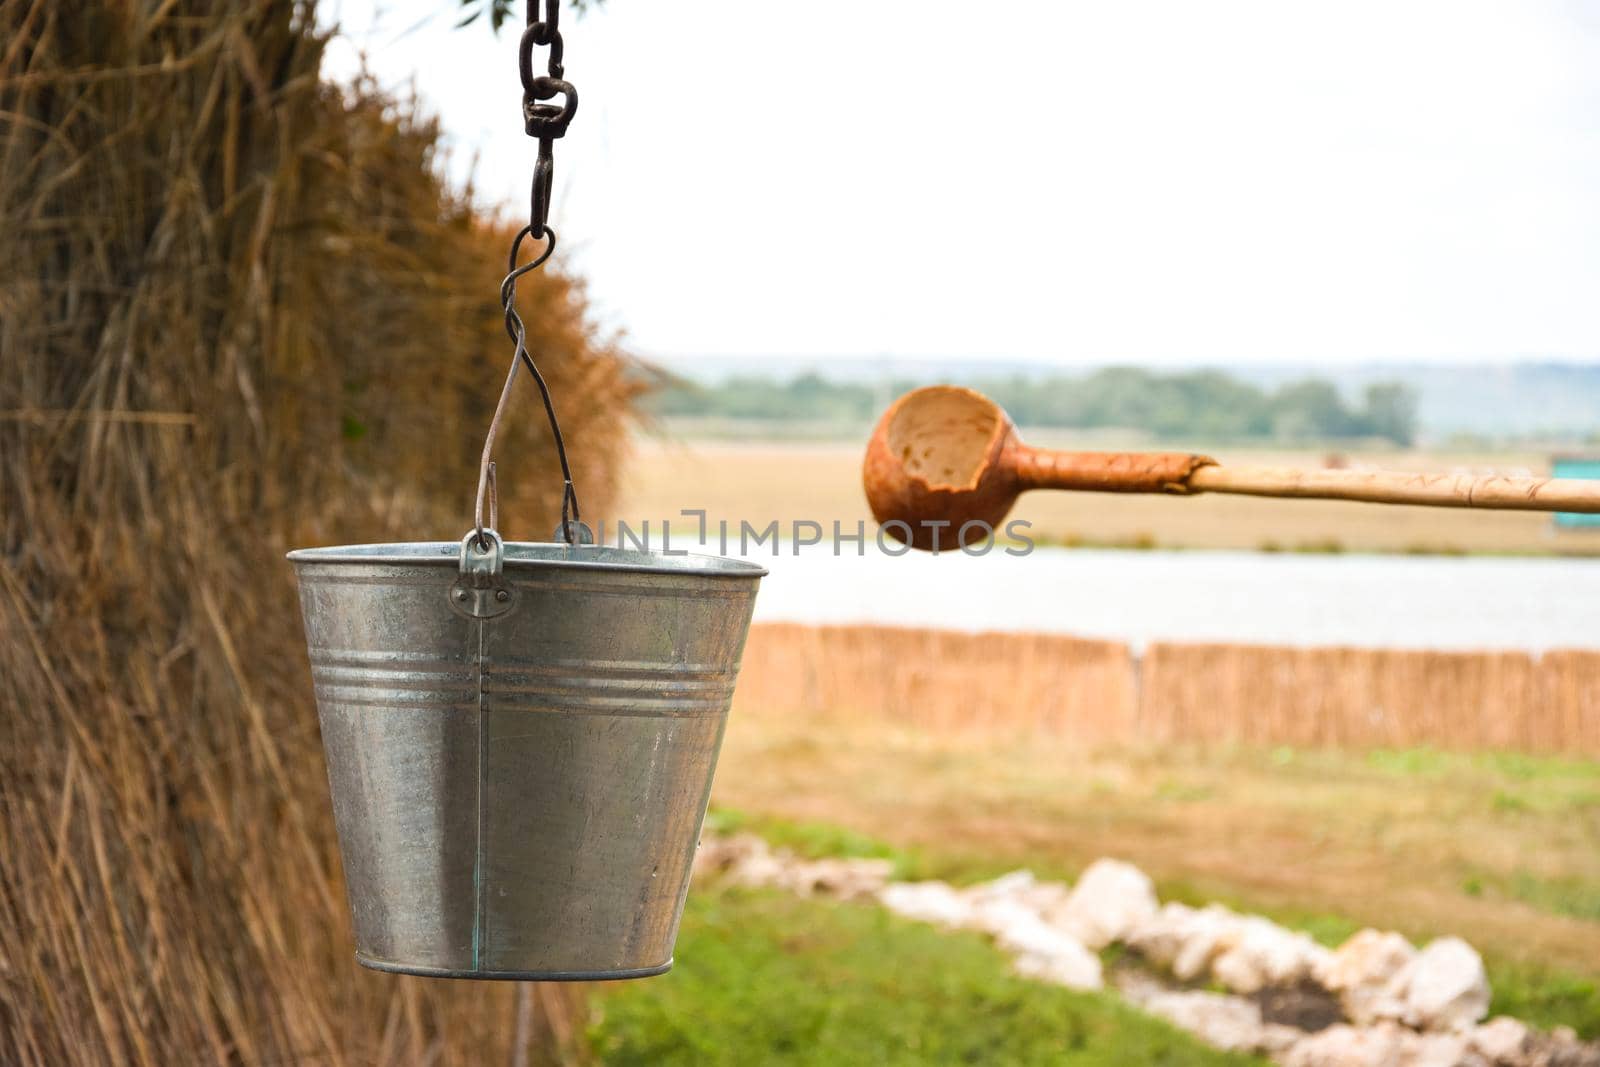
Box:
(286, 539, 768, 578)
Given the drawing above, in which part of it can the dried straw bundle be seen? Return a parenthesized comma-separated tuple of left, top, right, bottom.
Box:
(0, 1, 636, 1062)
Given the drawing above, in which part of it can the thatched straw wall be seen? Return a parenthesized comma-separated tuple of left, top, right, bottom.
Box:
(1, 1, 634, 1062)
(736, 624, 1600, 757)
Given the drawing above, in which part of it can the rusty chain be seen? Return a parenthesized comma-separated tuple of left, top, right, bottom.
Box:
(472, 0, 583, 547)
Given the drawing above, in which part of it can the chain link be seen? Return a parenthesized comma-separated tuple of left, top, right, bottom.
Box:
(518, 0, 578, 235)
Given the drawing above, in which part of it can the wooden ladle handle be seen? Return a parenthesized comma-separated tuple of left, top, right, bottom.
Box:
(1016, 444, 1600, 513)
(1012, 445, 1216, 495)
(1186, 464, 1600, 513)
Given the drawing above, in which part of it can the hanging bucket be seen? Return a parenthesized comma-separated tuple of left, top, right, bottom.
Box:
(287, 530, 765, 980)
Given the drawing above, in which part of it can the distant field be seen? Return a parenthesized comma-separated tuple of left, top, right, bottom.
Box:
(613, 427, 1597, 555)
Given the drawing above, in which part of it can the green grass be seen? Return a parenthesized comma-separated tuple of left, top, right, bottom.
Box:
(1462, 868, 1600, 925)
(1504, 873, 1600, 924)
(588, 885, 1266, 1066)
(1489, 961, 1600, 1038)
(1363, 746, 1600, 785)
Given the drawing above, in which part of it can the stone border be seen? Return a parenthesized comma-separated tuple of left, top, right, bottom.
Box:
(694, 834, 1599, 1067)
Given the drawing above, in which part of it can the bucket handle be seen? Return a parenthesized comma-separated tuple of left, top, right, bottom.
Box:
(471, 225, 583, 551)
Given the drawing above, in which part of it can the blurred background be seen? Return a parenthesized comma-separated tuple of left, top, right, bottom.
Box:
(4, 1, 1600, 1064)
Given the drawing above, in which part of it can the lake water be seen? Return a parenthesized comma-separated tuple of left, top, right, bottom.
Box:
(740, 547, 1600, 652)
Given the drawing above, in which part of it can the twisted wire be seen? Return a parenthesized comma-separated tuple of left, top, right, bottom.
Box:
(472, 224, 581, 546)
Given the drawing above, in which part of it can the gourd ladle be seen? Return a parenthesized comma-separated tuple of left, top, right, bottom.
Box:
(863, 385, 1600, 551)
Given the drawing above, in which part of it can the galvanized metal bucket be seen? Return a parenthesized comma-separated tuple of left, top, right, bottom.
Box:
(287, 531, 765, 980)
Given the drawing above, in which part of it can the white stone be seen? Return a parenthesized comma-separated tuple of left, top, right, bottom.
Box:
(1467, 1017, 1530, 1064)
(1112, 969, 1168, 1007)
(969, 896, 1050, 941)
(1126, 901, 1247, 980)
(967, 869, 1039, 901)
(1124, 901, 1199, 969)
(695, 833, 794, 889)
(1283, 1022, 1478, 1067)
(1393, 937, 1492, 1033)
(885, 871, 1104, 991)
(1406, 1032, 1483, 1067)
(961, 870, 1071, 915)
(1315, 929, 1419, 1025)
(693, 832, 769, 875)
(1538, 1027, 1600, 1067)
(1015, 879, 1073, 915)
(780, 857, 894, 901)
(1047, 858, 1160, 950)
(1172, 905, 1243, 982)
(1010, 938, 1104, 992)
(878, 881, 975, 928)
(730, 851, 788, 888)
(1210, 915, 1333, 995)
(988, 907, 1080, 959)
(1138, 989, 1301, 1056)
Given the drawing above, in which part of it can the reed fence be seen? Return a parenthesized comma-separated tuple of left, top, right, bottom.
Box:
(735, 623, 1600, 756)
(737, 623, 1137, 742)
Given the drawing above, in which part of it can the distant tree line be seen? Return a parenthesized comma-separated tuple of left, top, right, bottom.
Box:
(648, 367, 1420, 445)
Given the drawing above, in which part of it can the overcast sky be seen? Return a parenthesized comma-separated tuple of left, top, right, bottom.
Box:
(322, 1, 1600, 367)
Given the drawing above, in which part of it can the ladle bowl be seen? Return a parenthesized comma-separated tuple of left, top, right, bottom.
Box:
(863, 385, 1210, 550)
